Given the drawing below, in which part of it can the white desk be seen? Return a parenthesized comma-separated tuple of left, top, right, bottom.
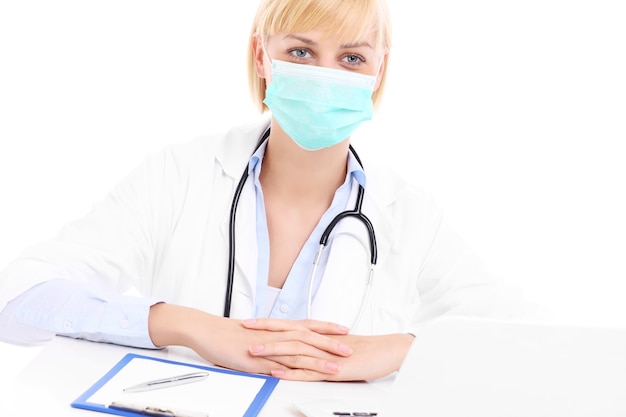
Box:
(1, 336, 395, 416)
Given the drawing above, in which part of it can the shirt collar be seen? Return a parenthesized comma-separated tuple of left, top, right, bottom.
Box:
(347, 148, 366, 188)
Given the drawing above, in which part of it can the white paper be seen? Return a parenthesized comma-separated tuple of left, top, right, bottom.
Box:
(87, 357, 266, 417)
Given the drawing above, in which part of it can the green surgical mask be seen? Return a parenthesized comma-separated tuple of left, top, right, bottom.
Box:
(263, 59, 376, 150)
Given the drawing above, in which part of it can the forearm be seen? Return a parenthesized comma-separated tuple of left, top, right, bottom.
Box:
(149, 303, 284, 373)
(148, 302, 215, 348)
(148, 303, 281, 373)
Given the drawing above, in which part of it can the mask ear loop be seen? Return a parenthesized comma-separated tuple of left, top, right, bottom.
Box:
(370, 50, 388, 93)
(258, 35, 273, 75)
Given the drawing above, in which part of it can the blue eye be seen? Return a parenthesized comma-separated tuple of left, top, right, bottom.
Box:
(342, 54, 365, 65)
(289, 48, 311, 59)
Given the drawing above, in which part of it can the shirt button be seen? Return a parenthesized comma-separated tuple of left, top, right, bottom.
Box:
(280, 304, 289, 313)
(120, 318, 130, 329)
(63, 321, 72, 330)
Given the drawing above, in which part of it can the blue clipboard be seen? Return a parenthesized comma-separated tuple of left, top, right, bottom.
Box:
(71, 353, 279, 417)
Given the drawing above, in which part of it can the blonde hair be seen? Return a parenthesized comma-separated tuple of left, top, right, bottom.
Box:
(247, 0, 392, 112)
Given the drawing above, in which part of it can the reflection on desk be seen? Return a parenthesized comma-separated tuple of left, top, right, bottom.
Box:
(2, 336, 395, 417)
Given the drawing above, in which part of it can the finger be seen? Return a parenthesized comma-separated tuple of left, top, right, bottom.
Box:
(250, 331, 353, 357)
(297, 319, 350, 335)
(269, 367, 336, 382)
(242, 318, 349, 335)
(218, 352, 289, 376)
(260, 352, 342, 377)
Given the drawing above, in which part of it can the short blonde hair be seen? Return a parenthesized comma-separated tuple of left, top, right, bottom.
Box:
(247, 0, 392, 112)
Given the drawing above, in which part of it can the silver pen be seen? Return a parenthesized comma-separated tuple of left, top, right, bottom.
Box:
(109, 400, 210, 417)
(123, 371, 210, 393)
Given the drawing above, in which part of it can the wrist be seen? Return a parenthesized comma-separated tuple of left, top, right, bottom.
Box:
(148, 303, 213, 348)
(394, 333, 415, 371)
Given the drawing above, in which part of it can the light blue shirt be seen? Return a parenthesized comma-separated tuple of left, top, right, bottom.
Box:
(249, 141, 366, 319)
(0, 279, 158, 348)
(0, 140, 366, 348)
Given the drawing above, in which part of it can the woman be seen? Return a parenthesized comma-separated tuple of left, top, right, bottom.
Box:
(0, 0, 520, 381)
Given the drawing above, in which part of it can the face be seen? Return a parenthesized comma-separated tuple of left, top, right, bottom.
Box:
(253, 30, 386, 90)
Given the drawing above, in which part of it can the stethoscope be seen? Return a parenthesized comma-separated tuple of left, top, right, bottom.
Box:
(224, 129, 378, 329)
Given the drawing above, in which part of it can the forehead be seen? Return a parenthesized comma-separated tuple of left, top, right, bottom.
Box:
(257, 0, 385, 49)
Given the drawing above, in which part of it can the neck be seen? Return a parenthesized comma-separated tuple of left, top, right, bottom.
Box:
(260, 119, 349, 205)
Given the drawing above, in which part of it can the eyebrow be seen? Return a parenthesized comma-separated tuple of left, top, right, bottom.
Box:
(341, 40, 373, 49)
(283, 34, 373, 49)
(284, 34, 316, 45)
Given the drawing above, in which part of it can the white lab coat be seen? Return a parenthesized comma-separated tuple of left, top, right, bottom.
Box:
(0, 117, 522, 337)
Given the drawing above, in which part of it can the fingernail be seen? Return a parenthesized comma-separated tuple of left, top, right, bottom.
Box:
(271, 369, 285, 377)
(337, 324, 349, 333)
(243, 318, 257, 325)
(249, 345, 264, 354)
(338, 343, 353, 354)
(325, 362, 341, 372)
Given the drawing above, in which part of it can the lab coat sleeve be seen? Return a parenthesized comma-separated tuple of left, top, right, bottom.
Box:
(0, 147, 176, 345)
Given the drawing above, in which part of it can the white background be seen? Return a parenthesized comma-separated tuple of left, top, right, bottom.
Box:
(1, 0, 625, 380)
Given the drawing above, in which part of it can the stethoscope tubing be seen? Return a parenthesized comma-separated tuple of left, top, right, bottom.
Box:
(224, 129, 270, 317)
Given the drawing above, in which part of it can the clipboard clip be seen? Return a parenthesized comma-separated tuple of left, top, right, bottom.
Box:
(109, 401, 210, 417)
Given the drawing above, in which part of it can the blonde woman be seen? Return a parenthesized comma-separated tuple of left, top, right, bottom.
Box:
(0, 0, 521, 382)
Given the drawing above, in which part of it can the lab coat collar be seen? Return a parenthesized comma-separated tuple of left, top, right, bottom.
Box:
(214, 116, 403, 208)
(215, 116, 271, 180)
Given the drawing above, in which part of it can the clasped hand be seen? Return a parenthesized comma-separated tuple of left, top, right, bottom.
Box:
(149, 305, 412, 382)
(240, 318, 413, 381)
(241, 317, 353, 380)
